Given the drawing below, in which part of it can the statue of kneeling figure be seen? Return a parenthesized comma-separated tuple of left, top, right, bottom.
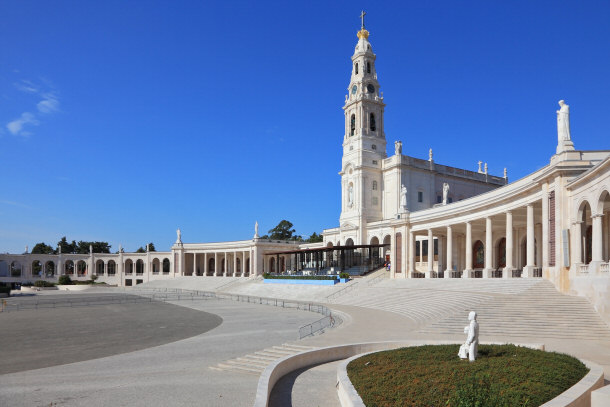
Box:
(458, 311, 479, 362)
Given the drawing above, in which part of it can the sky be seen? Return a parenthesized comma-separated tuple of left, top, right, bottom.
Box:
(1, 1, 609, 254)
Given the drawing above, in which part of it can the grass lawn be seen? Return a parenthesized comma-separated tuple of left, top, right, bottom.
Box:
(347, 344, 588, 407)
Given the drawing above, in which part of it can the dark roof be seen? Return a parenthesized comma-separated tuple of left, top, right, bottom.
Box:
(266, 243, 389, 256)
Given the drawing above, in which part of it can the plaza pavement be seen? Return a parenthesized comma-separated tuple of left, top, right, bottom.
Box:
(1, 276, 610, 407)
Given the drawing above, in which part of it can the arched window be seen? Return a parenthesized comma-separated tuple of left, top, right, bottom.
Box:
(355, 63, 358, 74)
(372, 181, 377, 190)
(350, 114, 355, 136)
(367, 61, 371, 73)
(370, 113, 376, 131)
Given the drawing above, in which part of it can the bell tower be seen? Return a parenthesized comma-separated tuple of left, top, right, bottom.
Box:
(339, 12, 387, 241)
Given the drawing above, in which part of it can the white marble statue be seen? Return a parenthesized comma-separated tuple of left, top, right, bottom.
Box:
(557, 100, 571, 142)
(348, 184, 354, 208)
(176, 228, 182, 244)
(458, 311, 479, 362)
(254, 221, 259, 238)
(504, 168, 507, 179)
(400, 184, 407, 211)
(484, 163, 488, 174)
(477, 160, 482, 173)
(442, 183, 449, 205)
(395, 140, 402, 155)
(429, 148, 433, 161)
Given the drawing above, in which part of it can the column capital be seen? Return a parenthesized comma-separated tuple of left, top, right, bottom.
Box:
(591, 213, 604, 219)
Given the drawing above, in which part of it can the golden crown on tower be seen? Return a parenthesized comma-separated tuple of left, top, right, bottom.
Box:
(357, 28, 369, 39)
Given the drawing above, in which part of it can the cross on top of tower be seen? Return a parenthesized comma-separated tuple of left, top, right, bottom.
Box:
(360, 10, 366, 29)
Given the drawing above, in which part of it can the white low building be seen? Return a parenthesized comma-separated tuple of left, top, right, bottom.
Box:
(1, 20, 608, 321)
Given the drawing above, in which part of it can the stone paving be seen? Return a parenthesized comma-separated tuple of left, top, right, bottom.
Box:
(2, 278, 610, 406)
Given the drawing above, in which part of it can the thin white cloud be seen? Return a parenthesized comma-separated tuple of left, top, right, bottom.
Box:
(6, 112, 39, 136)
(37, 93, 59, 113)
(14, 79, 39, 94)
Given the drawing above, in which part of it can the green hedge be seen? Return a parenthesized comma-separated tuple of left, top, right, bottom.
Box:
(58, 275, 73, 285)
(34, 280, 56, 287)
(263, 273, 337, 280)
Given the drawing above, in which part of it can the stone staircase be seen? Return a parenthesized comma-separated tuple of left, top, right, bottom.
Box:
(210, 343, 317, 375)
(418, 280, 610, 340)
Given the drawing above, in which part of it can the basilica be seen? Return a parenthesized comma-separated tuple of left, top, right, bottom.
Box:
(1, 20, 609, 322)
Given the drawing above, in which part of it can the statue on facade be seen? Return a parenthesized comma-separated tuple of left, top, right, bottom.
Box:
(458, 311, 479, 362)
(348, 184, 354, 208)
(477, 160, 482, 173)
(556, 100, 571, 142)
(400, 184, 407, 211)
(394, 140, 402, 155)
(176, 228, 182, 244)
(429, 148, 433, 161)
(254, 221, 260, 238)
(484, 163, 488, 174)
(442, 183, 449, 205)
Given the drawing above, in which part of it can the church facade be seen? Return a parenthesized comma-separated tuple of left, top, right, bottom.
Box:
(1, 20, 609, 322)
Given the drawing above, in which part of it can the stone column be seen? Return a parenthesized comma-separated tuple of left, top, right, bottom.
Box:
(233, 252, 238, 276)
(592, 214, 604, 264)
(426, 229, 434, 278)
(390, 231, 396, 279)
(503, 211, 513, 278)
(523, 204, 535, 277)
(203, 253, 208, 276)
(224, 251, 227, 276)
(214, 253, 219, 277)
(542, 189, 549, 267)
(464, 222, 473, 278)
(445, 225, 453, 278)
(483, 217, 493, 278)
(408, 230, 415, 277)
(193, 253, 197, 277)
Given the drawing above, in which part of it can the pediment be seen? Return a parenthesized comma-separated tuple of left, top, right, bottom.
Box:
(340, 222, 358, 231)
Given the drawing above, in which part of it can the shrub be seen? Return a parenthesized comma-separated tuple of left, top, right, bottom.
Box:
(34, 280, 55, 287)
(58, 275, 73, 285)
(21, 281, 34, 287)
(339, 272, 350, 279)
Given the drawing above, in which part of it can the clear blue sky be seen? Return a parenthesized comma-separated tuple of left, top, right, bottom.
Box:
(1, 1, 609, 253)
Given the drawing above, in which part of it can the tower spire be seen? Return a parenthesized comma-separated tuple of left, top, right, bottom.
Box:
(360, 10, 366, 29)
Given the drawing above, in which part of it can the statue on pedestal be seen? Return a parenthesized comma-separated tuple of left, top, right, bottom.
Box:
(394, 140, 402, 156)
(254, 221, 260, 238)
(557, 100, 571, 142)
(176, 228, 182, 244)
(429, 148, 433, 161)
(442, 183, 449, 205)
(458, 311, 479, 362)
(399, 184, 407, 212)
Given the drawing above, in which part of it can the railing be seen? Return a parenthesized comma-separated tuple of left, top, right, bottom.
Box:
(512, 269, 523, 278)
(532, 267, 542, 278)
(473, 270, 483, 278)
(326, 281, 359, 302)
(578, 264, 589, 274)
(132, 287, 338, 339)
(601, 263, 609, 273)
(451, 271, 462, 278)
(491, 269, 503, 278)
(412, 272, 425, 278)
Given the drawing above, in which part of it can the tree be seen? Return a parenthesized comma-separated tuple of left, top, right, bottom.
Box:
(136, 242, 156, 253)
(57, 236, 77, 254)
(306, 232, 323, 243)
(268, 220, 301, 241)
(75, 241, 111, 254)
(31, 242, 56, 254)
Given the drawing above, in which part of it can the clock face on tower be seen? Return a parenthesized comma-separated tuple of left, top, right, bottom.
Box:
(367, 84, 375, 93)
(351, 85, 357, 95)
